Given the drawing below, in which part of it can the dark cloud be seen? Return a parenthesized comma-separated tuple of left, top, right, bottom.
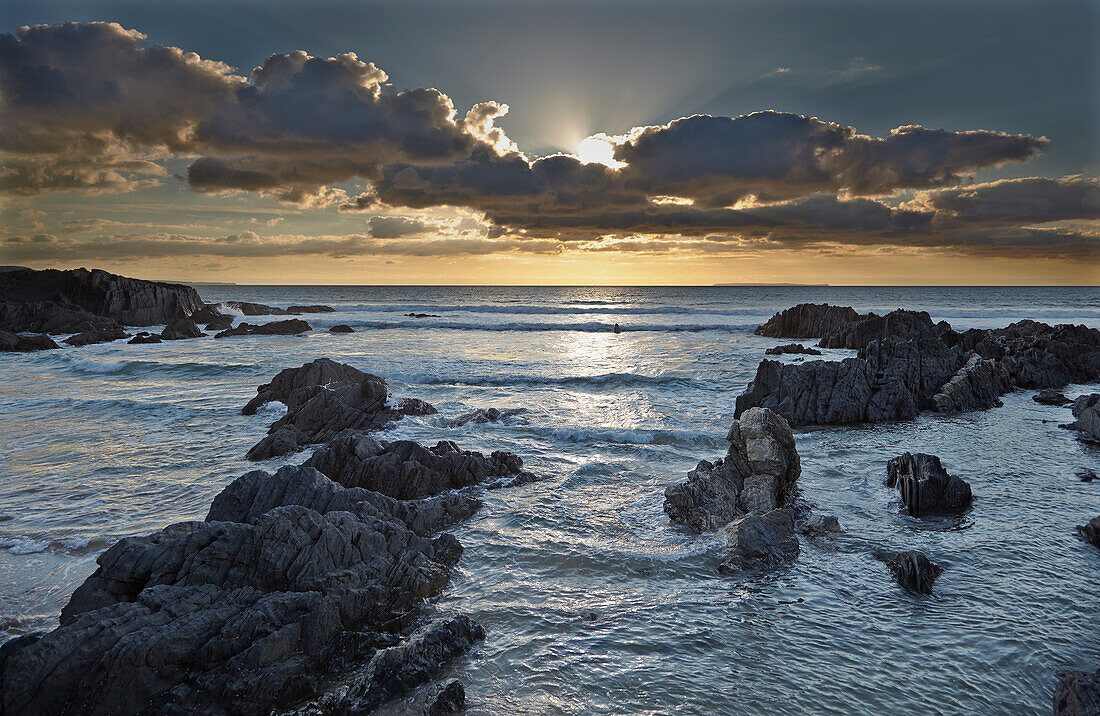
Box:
(905, 176, 1100, 225)
(367, 216, 436, 239)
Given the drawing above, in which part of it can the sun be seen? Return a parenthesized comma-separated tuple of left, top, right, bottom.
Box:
(575, 134, 626, 168)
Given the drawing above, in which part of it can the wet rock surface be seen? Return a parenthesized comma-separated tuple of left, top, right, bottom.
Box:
(215, 319, 312, 338)
(1035, 389, 1072, 406)
(243, 359, 436, 460)
(885, 453, 972, 517)
(887, 551, 944, 594)
(737, 304, 1100, 426)
(1068, 394, 1100, 442)
(665, 407, 801, 532)
(222, 300, 289, 316)
(718, 508, 800, 575)
(1078, 516, 1100, 549)
(764, 343, 822, 356)
(0, 267, 204, 332)
(446, 407, 526, 427)
(127, 331, 162, 344)
(0, 331, 58, 352)
(63, 327, 129, 346)
(160, 319, 204, 340)
(329, 324, 354, 333)
(1054, 670, 1100, 716)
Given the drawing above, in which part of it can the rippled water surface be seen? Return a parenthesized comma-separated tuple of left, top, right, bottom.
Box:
(2, 285, 1098, 714)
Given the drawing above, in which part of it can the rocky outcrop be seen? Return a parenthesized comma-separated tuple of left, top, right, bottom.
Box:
(755, 303, 860, 340)
(738, 305, 1100, 426)
(128, 331, 162, 344)
(718, 508, 800, 575)
(329, 324, 354, 333)
(1054, 670, 1100, 716)
(243, 359, 436, 460)
(303, 432, 535, 499)
(764, 343, 822, 356)
(1078, 516, 1100, 549)
(0, 331, 58, 351)
(1068, 394, 1100, 443)
(1034, 389, 1072, 406)
(160, 319, 204, 340)
(0, 267, 205, 332)
(215, 319, 311, 338)
(665, 407, 801, 532)
(425, 679, 466, 715)
(222, 300, 288, 316)
(801, 514, 842, 537)
(205, 314, 233, 331)
(446, 407, 526, 427)
(63, 327, 128, 346)
(887, 551, 943, 594)
(885, 453, 972, 517)
(287, 305, 335, 314)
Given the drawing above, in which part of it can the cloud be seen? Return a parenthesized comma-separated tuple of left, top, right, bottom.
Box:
(367, 215, 436, 238)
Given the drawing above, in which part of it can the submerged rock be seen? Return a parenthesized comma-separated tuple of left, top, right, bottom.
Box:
(1034, 389, 1072, 406)
(718, 508, 800, 575)
(446, 407, 526, 427)
(160, 318, 204, 340)
(0, 331, 58, 352)
(243, 359, 436, 460)
(425, 679, 466, 715)
(63, 327, 128, 346)
(329, 324, 355, 333)
(887, 551, 943, 594)
(764, 343, 822, 356)
(1078, 516, 1100, 549)
(215, 319, 311, 338)
(885, 453, 972, 517)
(127, 331, 162, 344)
(665, 407, 801, 532)
(303, 432, 535, 499)
(1077, 469, 1098, 483)
(801, 514, 842, 537)
(1054, 669, 1100, 716)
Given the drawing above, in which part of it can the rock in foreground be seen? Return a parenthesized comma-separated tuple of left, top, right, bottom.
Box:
(1054, 670, 1100, 716)
(1068, 394, 1100, 443)
(0, 331, 59, 352)
(665, 407, 801, 532)
(1034, 389, 1072, 406)
(244, 358, 436, 460)
(887, 551, 944, 594)
(160, 318, 204, 340)
(885, 453, 972, 517)
(718, 508, 800, 575)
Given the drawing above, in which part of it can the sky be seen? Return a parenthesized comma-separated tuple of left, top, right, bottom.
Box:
(0, 0, 1097, 285)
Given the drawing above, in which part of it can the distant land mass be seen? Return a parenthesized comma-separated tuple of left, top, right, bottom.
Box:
(713, 282, 830, 287)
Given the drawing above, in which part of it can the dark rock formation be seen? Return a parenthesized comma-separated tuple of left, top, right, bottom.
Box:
(755, 303, 860, 340)
(287, 305, 335, 314)
(446, 407, 526, 427)
(801, 514, 842, 537)
(765, 343, 822, 356)
(885, 453, 972, 517)
(303, 432, 535, 499)
(1054, 669, 1100, 716)
(738, 305, 1100, 426)
(189, 303, 227, 324)
(1078, 516, 1100, 549)
(243, 359, 436, 460)
(127, 331, 162, 344)
(406, 313, 441, 318)
(425, 679, 466, 715)
(665, 407, 801, 532)
(1067, 394, 1100, 442)
(205, 314, 233, 331)
(222, 300, 288, 316)
(887, 551, 943, 594)
(329, 324, 355, 333)
(1035, 389, 1072, 406)
(160, 319, 204, 340)
(1077, 469, 1097, 483)
(63, 327, 128, 346)
(0, 267, 205, 332)
(718, 508, 800, 575)
(0, 331, 58, 352)
(215, 319, 311, 338)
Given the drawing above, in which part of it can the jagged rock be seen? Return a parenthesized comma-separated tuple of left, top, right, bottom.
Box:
(0, 267, 205, 331)
(303, 433, 535, 499)
(1035, 389, 1072, 406)
(764, 343, 822, 356)
(189, 303, 226, 324)
(446, 407, 526, 427)
(818, 309, 955, 350)
(931, 352, 1011, 414)
(1, 503, 469, 715)
(887, 551, 943, 594)
(425, 679, 466, 715)
(63, 327, 129, 346)
(243, 359, 435, 460)
(0, 331, 59, 351)
(1069, 394, 1100, 442)
(1054, 669, 1100, 715)
(287, 305, 335, 314)
(718, 508, 800, 575)
(160, 318, 204, 340)
(665, 407, 800, 532)
(207, 464, 482, 536)
(755, 303, 860, 340)
(205, 314, 233, 331)
(127, 331, 162, 344)
(1078, 516, 1100, 548)
(329, 324, 354, 333)
(801, 514, 842, 537)
(215, 319, 311, 338)
(885, 453, 972, 517)
(221, 300, 288, 316)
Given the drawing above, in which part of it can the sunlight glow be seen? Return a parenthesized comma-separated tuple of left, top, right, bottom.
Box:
(575, 134, 626, 168)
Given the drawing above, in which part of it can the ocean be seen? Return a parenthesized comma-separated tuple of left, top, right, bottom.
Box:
(1, 285, 1098, 714)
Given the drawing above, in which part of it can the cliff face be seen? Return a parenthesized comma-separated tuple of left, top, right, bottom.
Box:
(0, 267, 206, 331)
